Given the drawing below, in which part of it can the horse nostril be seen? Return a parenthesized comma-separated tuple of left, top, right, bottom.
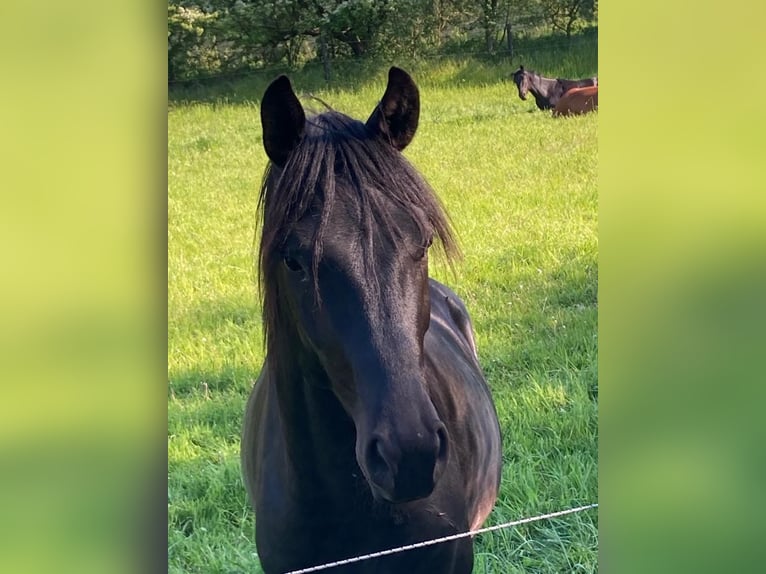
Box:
(366, 438, 391, 479)
(436, 425, 449, 463)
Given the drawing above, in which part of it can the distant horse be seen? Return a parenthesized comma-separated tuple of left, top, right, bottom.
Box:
(241, 67, 503, 574)
(552, 86, 598, 117)
(512, 65, 598, 110)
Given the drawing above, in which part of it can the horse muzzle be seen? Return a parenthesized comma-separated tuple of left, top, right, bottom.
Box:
(361, 423, 449, 503)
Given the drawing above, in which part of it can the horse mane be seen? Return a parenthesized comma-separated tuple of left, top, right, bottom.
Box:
(513, 67, 536, 81)
(255, 109, 460, 353)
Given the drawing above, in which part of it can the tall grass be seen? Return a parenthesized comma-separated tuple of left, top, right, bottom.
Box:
(169, 53, 597, 573)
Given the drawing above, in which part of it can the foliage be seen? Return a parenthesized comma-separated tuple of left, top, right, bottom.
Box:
(167, 0, 597, 82)
(538, 0, 597, 37)
(168, 4, 222, 81)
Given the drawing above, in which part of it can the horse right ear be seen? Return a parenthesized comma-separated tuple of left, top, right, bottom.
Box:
(366, 67, 420, 151)
(261, 75, 306, 167)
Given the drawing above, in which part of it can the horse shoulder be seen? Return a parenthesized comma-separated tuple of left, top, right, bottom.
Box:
(425, 280, 502, 524)
(534, 94, 551, 110)
(421, 341, 502, 535)
(428, 280, 479, 360)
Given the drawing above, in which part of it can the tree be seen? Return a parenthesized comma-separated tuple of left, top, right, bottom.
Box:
(322, 0, 392, 57)
(167, 0, 597, 82)
(537, 0, 596, 38)
(478, 0, 501, 53)
(168, 3, 228, 81)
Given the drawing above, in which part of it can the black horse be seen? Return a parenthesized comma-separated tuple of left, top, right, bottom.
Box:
(512, 65, 598, 110)
(241, 67, 502, 574)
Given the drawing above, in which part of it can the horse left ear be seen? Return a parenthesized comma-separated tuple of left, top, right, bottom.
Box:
(366, 67, 420, 151)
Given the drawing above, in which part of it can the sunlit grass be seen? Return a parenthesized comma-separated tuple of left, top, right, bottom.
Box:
(168, 60, 597, 573)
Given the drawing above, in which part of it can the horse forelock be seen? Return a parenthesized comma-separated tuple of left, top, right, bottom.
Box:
(255, 110, 459, 360)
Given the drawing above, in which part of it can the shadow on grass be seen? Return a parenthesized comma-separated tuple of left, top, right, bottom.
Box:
(168, 244, 597, 397)
(177, 297, 262, 331)
(167, 250, 597, 573)
(169, 59, 390, 107)
(169, 364, 259, 396)
(167, 452, 260, 572)
(468, 247, 598, 397)
(169, 297, 263, 397)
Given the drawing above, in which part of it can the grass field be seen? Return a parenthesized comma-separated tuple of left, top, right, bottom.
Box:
(168, 57, 598, 573)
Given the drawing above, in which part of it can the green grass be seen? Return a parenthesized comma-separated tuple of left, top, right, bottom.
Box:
(168, 60, 598, 573)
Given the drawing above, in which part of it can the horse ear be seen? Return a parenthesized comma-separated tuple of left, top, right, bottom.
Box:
(366, 67, 420, 151)
(261, 75, 306, 167)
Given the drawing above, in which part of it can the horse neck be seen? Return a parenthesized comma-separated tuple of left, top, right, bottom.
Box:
(527, 74, 556, 106)
(270, 339, 358, 476)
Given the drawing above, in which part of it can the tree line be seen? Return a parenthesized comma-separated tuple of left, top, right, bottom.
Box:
(168, 0, 597, 82)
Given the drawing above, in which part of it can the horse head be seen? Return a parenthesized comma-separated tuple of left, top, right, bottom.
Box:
(513, 65, 530, 100)
(258, 68, 457, 504)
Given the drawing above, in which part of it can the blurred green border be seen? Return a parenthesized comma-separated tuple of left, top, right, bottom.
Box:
(2, 0, 766, 572)
(0, 2, 166, 573)
(601, 2, 766, 572)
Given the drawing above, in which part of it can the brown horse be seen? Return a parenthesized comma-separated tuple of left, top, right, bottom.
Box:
(512, 66, 597, 110)
(552, 86, 598, 117)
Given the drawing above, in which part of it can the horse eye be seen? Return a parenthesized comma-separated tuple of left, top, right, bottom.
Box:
(283, 255, 303, 272)
(416, 235, 434, 260)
